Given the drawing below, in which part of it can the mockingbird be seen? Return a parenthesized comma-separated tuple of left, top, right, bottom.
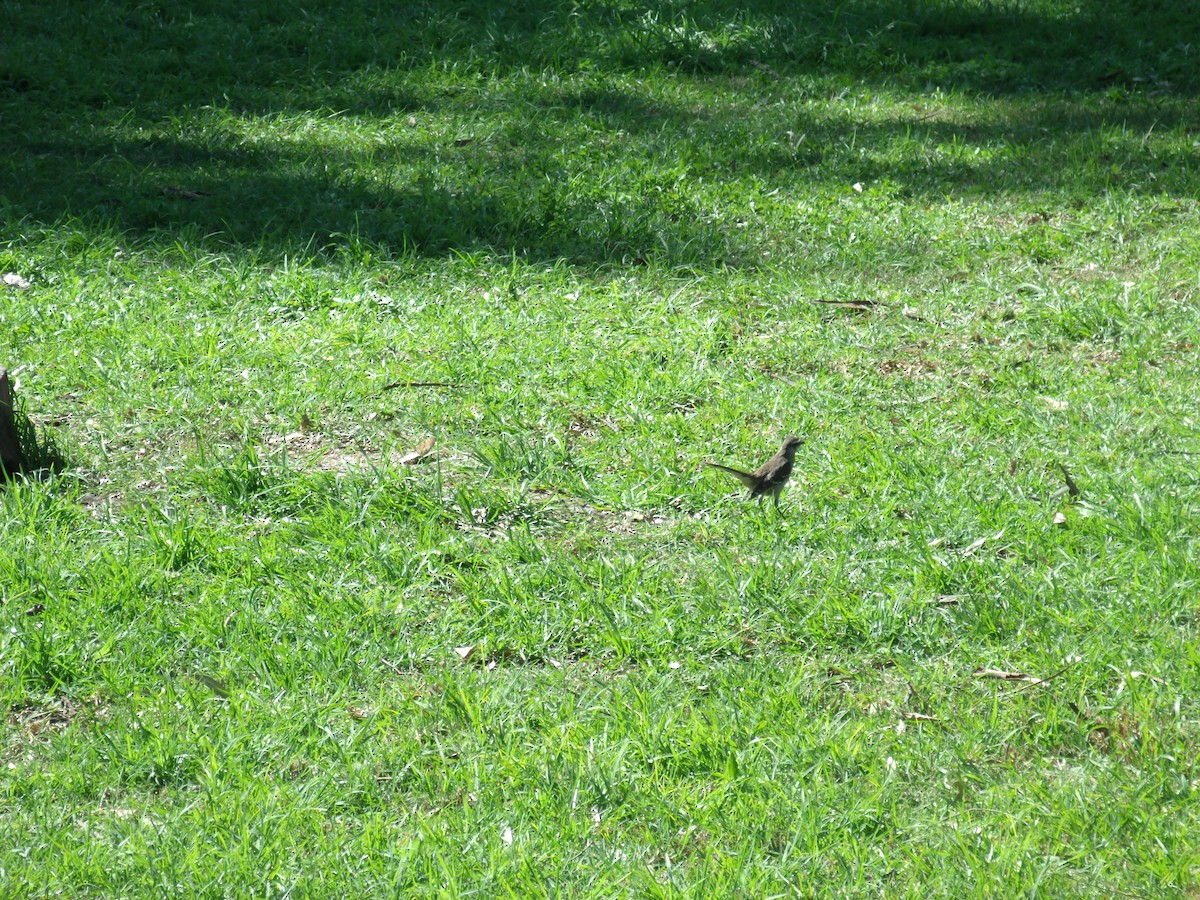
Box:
(705, 435, 803, 507)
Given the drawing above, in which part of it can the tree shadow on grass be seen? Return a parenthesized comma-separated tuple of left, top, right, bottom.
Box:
(1, 0, 1197, 266)
(1, 400, 68, 482)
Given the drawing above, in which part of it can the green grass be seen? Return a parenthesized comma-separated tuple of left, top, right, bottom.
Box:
(2, 0, 1200, 895)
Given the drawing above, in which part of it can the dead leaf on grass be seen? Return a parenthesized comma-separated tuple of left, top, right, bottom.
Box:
(3, 271, 31, 289)
(454, 645, 477, 662)
(398, 436, 436, 465)
(1039, 396, 1069, 411)
(1116, 670, 1164, 692)
(624, 510, 666, 526)
(1053, 511, 1068, 526)
(961, 530, 1005, 557)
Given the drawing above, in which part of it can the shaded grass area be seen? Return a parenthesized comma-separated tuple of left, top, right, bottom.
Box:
(2, 0, 1200, 896)
(3, 0, 1198, 263)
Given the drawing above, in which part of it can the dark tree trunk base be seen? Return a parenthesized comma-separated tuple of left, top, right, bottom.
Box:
(0, 367, 26, 476)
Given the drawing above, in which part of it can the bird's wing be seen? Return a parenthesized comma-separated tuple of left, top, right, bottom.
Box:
(704, 462, 760, 490)
(756, 458, 792, 489)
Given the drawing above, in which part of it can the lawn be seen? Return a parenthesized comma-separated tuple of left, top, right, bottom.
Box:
(2, 0, 1199, 895)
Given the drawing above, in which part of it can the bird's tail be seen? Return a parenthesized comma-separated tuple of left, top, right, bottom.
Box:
(704, 462, 759, 490)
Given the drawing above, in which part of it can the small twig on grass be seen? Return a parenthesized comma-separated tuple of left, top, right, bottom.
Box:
(382, 380, 461, 391)
(380, 657, 410, 677)
(811, 298, 878, 312)
(1006, 660, 1078, 695)
(162, 186, 212, 200)
(902, 712, 941, 724)
(974, 668, 1043, 683)
(967, 660, 1080, 696)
